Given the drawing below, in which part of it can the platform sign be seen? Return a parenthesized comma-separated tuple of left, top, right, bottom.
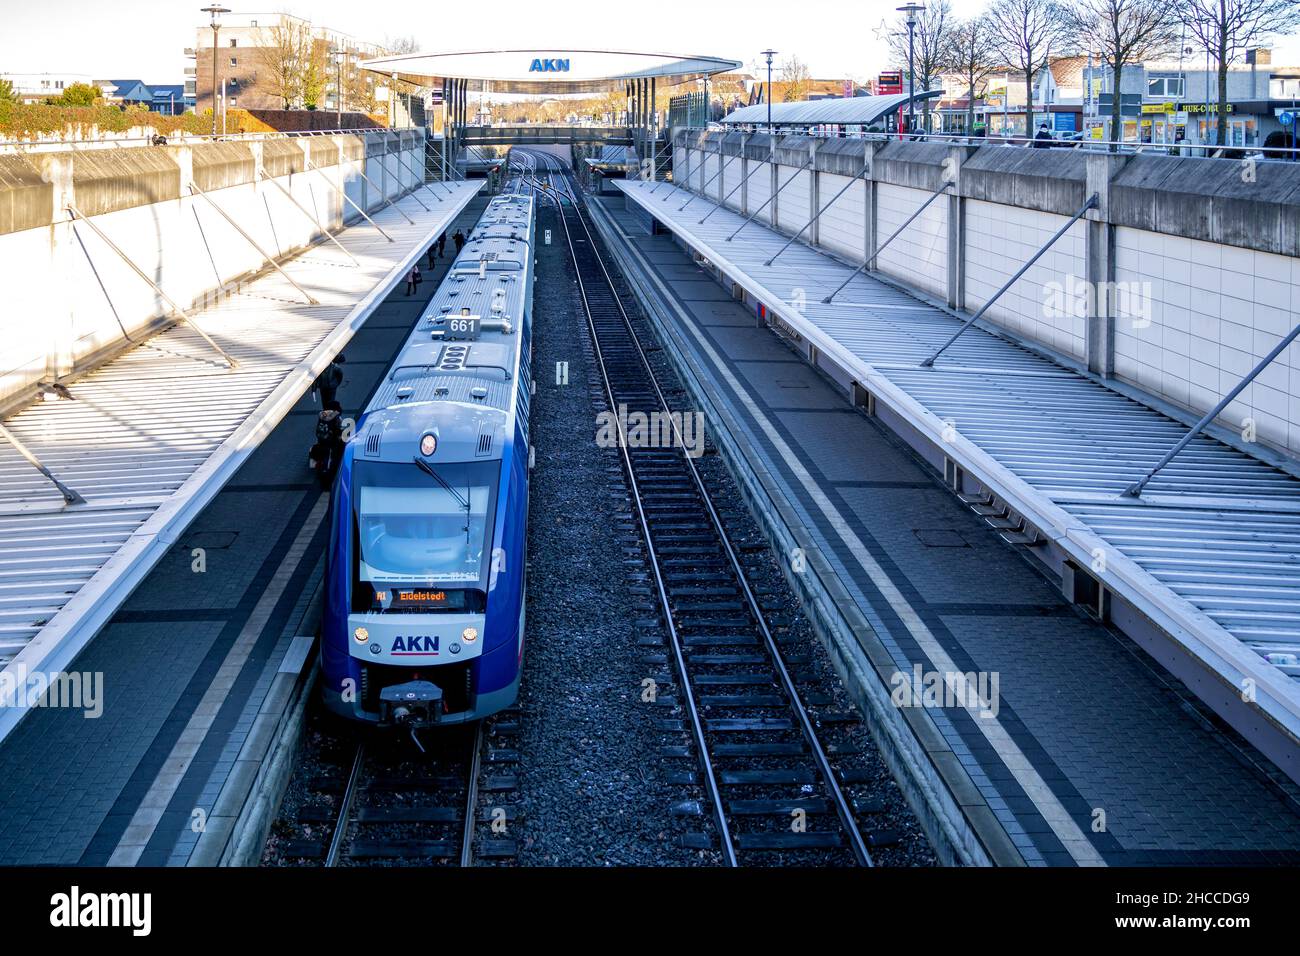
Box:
(544, 229, 552, 245)
(878, 71, 903, 95)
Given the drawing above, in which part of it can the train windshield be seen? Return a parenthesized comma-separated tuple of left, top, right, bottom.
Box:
(352, 460, 499, 598)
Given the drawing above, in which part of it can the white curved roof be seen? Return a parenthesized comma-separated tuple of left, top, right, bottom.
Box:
(361, 49, 742, 94)
(721, 92, 943, 126)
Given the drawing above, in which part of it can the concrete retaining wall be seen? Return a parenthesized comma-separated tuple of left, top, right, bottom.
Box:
(672, 131, 1300, 459)
(0, 131, 428, 409)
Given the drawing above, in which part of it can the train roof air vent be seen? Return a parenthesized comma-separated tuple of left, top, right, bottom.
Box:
(476, 427, 493, 457)
(365, 431, 382, 457)
(438, 344, 469, 371)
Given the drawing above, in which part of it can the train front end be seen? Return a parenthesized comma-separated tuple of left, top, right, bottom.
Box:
(321, 398, 525, 728)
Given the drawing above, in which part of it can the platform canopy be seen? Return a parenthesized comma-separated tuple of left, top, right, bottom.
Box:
(721, 92, 944, 126)
(360, 49, 743, 94)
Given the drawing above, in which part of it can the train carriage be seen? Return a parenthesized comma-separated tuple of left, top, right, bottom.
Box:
(322, 192, 535, 728)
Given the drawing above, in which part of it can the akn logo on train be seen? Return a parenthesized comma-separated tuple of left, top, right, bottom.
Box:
(529, 58, 570, 72)
(392, 635, 439, 654)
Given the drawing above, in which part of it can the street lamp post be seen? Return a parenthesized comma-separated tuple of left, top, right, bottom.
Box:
(201, 4, 229, 136)
(331, 48, 345, 126)
(897, 3, 925, 135)
(761, 49, 777, 129)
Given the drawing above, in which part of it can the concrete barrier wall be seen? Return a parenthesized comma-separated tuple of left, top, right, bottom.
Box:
(1113, 226, 1300, 451)
(0, 131, 428, 409)
(877, 182, 948, 300)
(966, 199, 1087, 360)
(671, 130, 1300, 460)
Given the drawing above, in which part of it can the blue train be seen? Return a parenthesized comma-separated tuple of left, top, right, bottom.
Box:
(322, 192, 535, 729)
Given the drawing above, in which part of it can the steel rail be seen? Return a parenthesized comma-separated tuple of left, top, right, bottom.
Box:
(552, 170, 737, 867)
(562, 167, 873, 867)
(325, 740, 366, 867)
(459, 722, 484, 867)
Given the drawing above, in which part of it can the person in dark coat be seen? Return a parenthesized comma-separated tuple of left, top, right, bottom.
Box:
(312, 354, 346, 407)
(308, 401, 347, 488)
(427, 244, 436, 268)
(1032, 123, 1053, 148)
(453, 230, 466, 253)
(438, 233, 447, 257)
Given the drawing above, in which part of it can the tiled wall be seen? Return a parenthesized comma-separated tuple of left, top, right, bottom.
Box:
(965, 198, 1088, 361)
(817, 172, 867, 263)
(875, 183, 948, 300)
(776, 168, 812, 236)
(1114, 227, 1300, 453)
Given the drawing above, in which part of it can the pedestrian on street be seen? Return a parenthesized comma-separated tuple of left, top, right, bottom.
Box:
(1033, 123, 1053, 149)
(438, 233, 446, 258)
(311, 354, 346, 407)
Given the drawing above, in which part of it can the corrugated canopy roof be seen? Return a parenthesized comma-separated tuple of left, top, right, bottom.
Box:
(721, 92, 943, 126)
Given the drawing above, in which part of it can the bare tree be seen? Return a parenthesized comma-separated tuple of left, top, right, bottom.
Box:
(255, 17, 313, 109)
(889, 0, 957, 131)
(947, 16, 1002, 134)
(1068, 0, 1179, 149)
(986, 0, 1072, 138)
(1178, 0, 1300, 145)
(780, 56, 812, 102)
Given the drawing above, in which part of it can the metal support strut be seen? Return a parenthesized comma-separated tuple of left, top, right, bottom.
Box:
(920, 193, 1098, 367)
(680, 152, 739, 210)
(1125, 318, 1300, 497)
(348, 159, 417, 226)
(258, 170, 358, 266)
(0, 421, 85, 505)
(766, 167, 868, 266)
(823, 181, 952, 304)
(726, 159, 814, 242)
(381, 152, 430, 212)
(66, 204, 238, 369)
(306, 159, 394, 242)
(188, 181, 319, 305)
(700, 158, 770, 225)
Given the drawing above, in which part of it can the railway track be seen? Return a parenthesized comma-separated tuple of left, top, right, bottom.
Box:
(528, 153, 887, 866)
(270, 712, 521, 867)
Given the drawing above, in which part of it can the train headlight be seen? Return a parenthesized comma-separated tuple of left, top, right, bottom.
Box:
(354, 626, 369, 644)
(420, 433, 437, 456)
(462, 626, 478, 643)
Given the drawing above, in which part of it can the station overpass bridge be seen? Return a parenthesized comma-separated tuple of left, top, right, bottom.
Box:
(460, 125, 634, 147)
(360, 48, 739, 178)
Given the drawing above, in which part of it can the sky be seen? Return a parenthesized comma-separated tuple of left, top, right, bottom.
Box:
(4, 0, 1300, 86)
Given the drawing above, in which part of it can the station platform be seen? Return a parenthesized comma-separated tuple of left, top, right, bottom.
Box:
(593, 188, 1300, 865)
(0, 180, 482, 745)
(0, 191, 490, 866)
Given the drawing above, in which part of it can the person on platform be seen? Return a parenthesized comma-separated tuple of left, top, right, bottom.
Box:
(453, 229, 466, 253)
(311, 354, 346, 407)
(405, 264, 422, 295)
(438, 233, 447, 257)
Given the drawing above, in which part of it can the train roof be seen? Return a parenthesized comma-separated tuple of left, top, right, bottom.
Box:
(356, 192, 534, 465)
